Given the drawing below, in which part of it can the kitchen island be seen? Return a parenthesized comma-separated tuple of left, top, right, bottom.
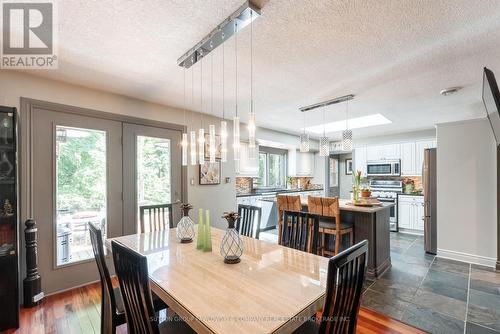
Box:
(269, 198, 393, 278)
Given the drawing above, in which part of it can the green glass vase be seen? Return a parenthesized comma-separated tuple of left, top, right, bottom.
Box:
(196, 208, 205, 250)
(203, 210, 212, 252)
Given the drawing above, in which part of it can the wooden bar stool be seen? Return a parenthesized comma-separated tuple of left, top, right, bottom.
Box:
(276, 195, 289, 244)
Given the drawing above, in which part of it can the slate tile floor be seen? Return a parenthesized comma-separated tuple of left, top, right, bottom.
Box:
(362, 233, 500, 334)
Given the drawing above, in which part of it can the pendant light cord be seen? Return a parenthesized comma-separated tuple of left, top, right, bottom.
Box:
(211, 51, 213, 115)
(235, 20, 238, 118)
(323, 105, 326, 137)
(346, 100, 349, 130)
(222, 38, 225, 120)
(200, 53, 203, 128)
(250, 11, 253, 115)
(183, 65, 186, 127)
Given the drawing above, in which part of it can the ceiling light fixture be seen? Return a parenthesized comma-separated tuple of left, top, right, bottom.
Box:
(319, 105, 329, 157)
(247, 10, 257, 160)
(342, 99, 353, 151)
(220, 36, 228, 163)
(233, 19, 240, 162)
(209, 50, 216, 163)
(198, 53, 205, 165)
(182, 65, 188, 166)
(440, 87, 462, 96)
(299, 111, 310, 152)
(190, 65, 197, 165)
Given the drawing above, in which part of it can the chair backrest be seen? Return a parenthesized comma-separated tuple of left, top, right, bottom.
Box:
(308, 196, 323, 216)
(111, 241, 159, 334)
(319, 240, 368, 334)
(237, 204, 262, 239)
(276, 195, 288, 225)
(281, 210, 319, 254)
(89, 222, 116, 334)
(139, 203, 173, 233)
(287, 195, 302, 211)
(321, 197, 341, 232)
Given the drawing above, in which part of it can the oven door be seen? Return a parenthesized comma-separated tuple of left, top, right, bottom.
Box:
(377, 198, 398, 231)
(367, 163, 394, 176)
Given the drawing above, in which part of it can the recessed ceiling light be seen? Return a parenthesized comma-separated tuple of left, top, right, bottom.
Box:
(304, 114, 392, 134)
(440, 87, 462, 96)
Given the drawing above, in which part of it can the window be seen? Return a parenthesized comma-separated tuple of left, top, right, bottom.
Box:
(257, 147, 286, 187)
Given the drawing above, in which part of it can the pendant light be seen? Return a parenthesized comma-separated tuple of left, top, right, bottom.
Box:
(181, 65, 188, 166)
(247, 11, 257, 160)
(209, 50, 216, 163)
(342, 100, 353, 151)
(198, 52, 205, 164)
(190, 63, 197, 165)
(233, 20, 240, 161)
(299, 111, 310, 152)
(319, 105, 329, 157)
(220, 37, 228, 162)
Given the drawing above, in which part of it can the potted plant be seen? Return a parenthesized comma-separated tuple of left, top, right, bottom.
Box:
(352, 170, 362, 202)
(360, 187, 372, 198)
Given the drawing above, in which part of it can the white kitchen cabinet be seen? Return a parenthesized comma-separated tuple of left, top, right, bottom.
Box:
(398, 195, 424, 231)
(353, 147, 367, 176)
(366, 144, 400, 161)
(288, 151, 314, 176)
(236, 142, 259, 177)
(415, 140, 435, 176)
(400, 142, 416, 176)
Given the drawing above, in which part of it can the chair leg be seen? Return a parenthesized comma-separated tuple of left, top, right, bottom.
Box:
(349, 229, 353, 247)
(278, 222, 282, 244)
(335, 232, 340, 255)
(321, 232, 325, 257)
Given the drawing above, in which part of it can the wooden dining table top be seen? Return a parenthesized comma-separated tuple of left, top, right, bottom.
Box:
(107, 227, 330, 334)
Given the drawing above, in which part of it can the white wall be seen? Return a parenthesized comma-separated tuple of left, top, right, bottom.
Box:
(436, 118, 497, 267)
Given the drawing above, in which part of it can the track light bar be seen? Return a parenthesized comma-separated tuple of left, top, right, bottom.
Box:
(177, 1, 260, 69)
(299, 94, 355, 113)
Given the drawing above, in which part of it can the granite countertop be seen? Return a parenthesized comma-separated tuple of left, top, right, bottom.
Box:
(236, 187, 324, 197)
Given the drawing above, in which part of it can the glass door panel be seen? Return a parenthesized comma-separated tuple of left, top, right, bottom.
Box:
(55, 126, 107, 266)
(136, 135, 171, 232)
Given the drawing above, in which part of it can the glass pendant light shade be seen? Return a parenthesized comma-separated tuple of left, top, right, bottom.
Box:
(182, 133, 188, 166)
(198, 128, 205, 164)
(248, 112, 256, 159)
(190, 131, 197, 165)
(233, 116, 240, 160)
(342, 129, 353, 151)
(220, 120, 227, 162)
(299, 133, 310, 152)
(209, 124, 216, 163)
(319, 136, 329, 157)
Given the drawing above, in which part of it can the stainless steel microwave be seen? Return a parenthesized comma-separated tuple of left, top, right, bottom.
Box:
(366, 160, 401, 176)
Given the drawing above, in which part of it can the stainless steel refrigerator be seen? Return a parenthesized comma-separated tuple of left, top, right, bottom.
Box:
(423, 148, 437, 254)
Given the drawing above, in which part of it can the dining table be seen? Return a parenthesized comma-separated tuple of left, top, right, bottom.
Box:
(106, 227, 330, 334)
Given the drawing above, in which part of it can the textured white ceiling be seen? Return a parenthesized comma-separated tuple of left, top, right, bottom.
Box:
(25, 0, 500, 139)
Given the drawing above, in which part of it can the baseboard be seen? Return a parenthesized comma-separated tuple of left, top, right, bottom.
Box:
(42, 279, 100, 298)
(437, 248, 497, 268)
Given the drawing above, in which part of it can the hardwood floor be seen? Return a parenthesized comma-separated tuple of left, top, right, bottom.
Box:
(2, 282, 427, 334)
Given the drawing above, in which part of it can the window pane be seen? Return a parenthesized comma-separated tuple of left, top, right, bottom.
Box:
(137, 136, 171, 232)
(268, 154, 284, 187)
(257, 153, 267, 187)
(56, 126, 106, 266)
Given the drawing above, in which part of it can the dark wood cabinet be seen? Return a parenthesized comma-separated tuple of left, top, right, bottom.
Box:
(0, 106, 19, 331)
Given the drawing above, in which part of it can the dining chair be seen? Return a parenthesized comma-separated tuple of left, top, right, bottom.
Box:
(293, 240, 369, 334)
(237, 204, 262, 239)
(287, 195, 303, 211)
(111, 240, 195, 334)
(276, 195, 289, 244)
(89, 222, 126, 334)
(139, 204, 173, 233)
(281, 210, 319, 254)
(309, 197, 353, 257)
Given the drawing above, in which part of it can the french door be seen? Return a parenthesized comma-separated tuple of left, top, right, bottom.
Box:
(122, 123, 182, 235)
(31, 107, 183, 294)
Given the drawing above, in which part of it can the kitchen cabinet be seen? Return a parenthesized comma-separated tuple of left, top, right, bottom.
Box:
(400, 142, 416, 175)
(398, 195, 424, 231)
(415, 140, 435, 176)
(236, 142, 259, 177)
(353, 147, 367, 176)
(366, 144, 400, 161)
(288, 151, 314, 176)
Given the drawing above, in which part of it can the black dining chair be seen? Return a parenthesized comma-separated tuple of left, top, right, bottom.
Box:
(139, 204, 173, 233)
(281, 210, 319, 255)
(89, 222, 126, 334)
(293, 240, 369, 334)
(237, 204, 262, 239)
(111, 240, 195, 334)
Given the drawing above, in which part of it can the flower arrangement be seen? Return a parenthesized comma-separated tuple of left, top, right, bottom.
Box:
(352, 170, 362, 202)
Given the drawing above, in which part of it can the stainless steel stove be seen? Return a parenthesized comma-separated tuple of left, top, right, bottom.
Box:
(369, 180, 403, 232)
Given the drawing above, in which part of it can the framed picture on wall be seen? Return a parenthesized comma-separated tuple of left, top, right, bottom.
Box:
(204, 133, 222, 160)
(199, 161, 221, 185)
(345, 158, 353, 175)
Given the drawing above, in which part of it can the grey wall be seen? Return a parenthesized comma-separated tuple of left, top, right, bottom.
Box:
(338, 153, 353, 199)
(436, 118, 497, 267)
